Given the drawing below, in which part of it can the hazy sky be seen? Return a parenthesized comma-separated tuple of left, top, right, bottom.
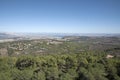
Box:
(0, 0, 120, 33)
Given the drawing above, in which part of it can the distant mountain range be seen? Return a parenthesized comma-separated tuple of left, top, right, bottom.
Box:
(0, 33, 18, 39)
(0, 32, 120, 40)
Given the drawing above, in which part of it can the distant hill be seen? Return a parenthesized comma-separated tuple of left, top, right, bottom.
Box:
(0, 33, 17, 39)
(0, 32, 120, 40)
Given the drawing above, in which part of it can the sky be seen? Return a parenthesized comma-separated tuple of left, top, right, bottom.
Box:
(0, 0, 120, 33)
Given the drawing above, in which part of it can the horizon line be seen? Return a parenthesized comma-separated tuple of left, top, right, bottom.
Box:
(0, 31, 120, 34)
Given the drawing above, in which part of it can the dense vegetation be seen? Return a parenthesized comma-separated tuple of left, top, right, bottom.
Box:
(0, 36, 120, 80)
(0, 53, 120, 80)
